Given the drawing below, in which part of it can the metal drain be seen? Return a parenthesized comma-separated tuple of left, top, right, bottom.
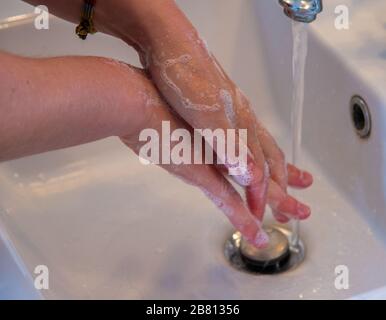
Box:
(350, 95, 371, 139)
(224, 226, 305, 275)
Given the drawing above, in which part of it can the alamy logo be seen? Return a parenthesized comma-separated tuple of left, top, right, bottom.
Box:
(34, 5, 49, 30)
(138, 121, 248, 176)
(335, 5, 349, 30)
(34, 265, 49, 290)
(334, 265, 349, 290)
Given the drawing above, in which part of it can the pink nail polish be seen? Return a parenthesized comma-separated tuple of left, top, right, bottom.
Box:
(297, 203, 311, 219)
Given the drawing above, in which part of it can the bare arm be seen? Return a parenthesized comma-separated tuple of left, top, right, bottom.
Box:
(0, 51, 149, 160)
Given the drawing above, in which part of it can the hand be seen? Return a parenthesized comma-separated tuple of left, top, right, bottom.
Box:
(115, 64, 312, 248)
(104, 0, 314, 224)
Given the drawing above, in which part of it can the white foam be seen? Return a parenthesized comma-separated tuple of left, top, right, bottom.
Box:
(100, 57, 134, 74)
(138, 91, 163, 108)
(264, 161, 270, 179)
(202, 39, 210, 54)
(254, 229, 269, 247)
(232, 166, 253, 187)
(220, 89, 236, 128)
(152, 54, 222, 112)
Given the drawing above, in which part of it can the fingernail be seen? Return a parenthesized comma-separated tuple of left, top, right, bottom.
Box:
(254, 229, 269, 248)
(297, 203, 311, 219)
(302, 171, 313, 185)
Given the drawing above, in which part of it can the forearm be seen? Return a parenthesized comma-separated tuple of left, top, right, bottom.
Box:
(0, 51, 149, 161)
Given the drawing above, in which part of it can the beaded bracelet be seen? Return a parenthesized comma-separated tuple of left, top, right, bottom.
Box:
(76, 0, 97, 40)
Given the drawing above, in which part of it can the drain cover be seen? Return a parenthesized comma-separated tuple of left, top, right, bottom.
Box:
(240, 228, 290, 273)
(224, 226, 305, 275)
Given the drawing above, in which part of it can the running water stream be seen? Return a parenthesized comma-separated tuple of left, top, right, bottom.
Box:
(291, 21, 309, 247)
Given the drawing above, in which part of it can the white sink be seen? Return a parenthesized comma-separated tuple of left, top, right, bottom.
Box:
(1, 0, 386, 299)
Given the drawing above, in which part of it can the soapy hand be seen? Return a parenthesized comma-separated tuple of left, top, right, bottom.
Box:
(111, 0, 314, 227)
(116, 63, 312, 248)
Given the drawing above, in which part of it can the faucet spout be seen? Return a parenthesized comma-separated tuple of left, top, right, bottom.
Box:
(278, 0, 323, 23)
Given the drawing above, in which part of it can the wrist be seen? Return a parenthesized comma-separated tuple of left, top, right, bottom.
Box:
(95, 0, 189, 50)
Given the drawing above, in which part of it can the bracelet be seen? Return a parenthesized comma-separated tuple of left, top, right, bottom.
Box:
(76, 0, 97, 40)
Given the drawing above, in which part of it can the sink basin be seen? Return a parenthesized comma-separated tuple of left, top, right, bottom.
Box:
(1, 0, 386, 299)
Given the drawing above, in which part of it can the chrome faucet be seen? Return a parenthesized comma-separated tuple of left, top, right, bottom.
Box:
(278, 0, 323, 23)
